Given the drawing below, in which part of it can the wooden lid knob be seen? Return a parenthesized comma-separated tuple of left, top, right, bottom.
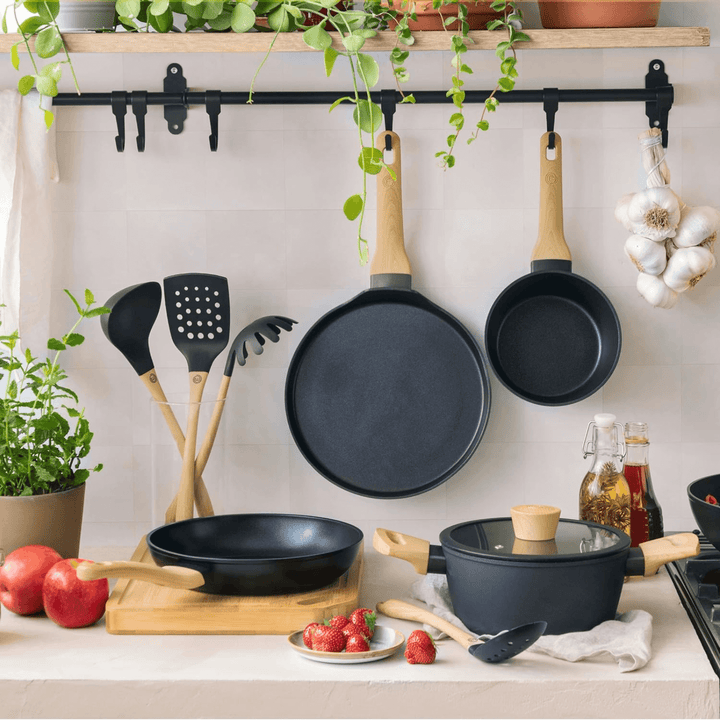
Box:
(511, 504, 561, 541)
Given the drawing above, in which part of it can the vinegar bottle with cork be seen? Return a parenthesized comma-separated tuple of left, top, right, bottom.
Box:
(623, 422, 664, 546)
(579, 413, 631, 536)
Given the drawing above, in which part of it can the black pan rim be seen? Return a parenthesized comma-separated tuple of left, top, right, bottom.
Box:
(484, 269, 622, 406)
(439, 516, 631, 563)
(147, 513, 364, 564)
(285, 288, 492, 499)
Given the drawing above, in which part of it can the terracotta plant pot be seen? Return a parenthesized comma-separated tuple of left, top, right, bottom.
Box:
(0, 483, 86, 558)
(538, 1, 661, 29)
(386, 0, 502, 31)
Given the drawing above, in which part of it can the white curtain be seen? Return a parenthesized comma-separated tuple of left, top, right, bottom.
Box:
(0, 89, 58, 355)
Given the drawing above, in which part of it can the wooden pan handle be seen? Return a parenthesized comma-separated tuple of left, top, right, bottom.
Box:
(371, 131, 412, 278)
(373, 528, 430, 575)
(377, 599, 477, 650)
(76, 560, 205, 590)
(532, 131, 571, 264)
(640, 533, 700, 576)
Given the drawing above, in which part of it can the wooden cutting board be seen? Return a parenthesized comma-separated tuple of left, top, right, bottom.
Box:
(103, 537, 363, 635)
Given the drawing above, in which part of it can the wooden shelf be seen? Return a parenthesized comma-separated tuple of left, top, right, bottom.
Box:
(0, 26, 710, 54)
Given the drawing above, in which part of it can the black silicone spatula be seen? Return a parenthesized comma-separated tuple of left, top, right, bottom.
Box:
(102, 282, 214, 520)
(376, 599, 546, 664)
(163, 273, 230, 522)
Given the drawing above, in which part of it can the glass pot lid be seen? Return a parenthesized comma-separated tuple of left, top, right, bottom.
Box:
(440, 517, 631, 562)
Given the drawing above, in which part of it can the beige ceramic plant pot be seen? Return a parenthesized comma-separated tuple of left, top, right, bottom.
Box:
(386, 0, 502, 31)
(0, 483, 86, 558)
(538, 0, 661, 29)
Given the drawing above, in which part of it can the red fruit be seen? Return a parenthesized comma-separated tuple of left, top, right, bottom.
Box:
(341, 622, 367, 640)
(42, 559, 109, 628)
(349, 607, 376, 639)
(345, 634, 371, 653)
(405, 638, 437, 664)
(311, 625, 346, 652)
(0, 545, 63, 615)
(706, 494, 718, 505)
(326, 614, 350, 630)
(407, 629, 436, 650)
(303, 622, 322, 649)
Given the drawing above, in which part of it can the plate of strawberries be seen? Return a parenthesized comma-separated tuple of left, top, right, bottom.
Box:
(288, 607, 404, 664)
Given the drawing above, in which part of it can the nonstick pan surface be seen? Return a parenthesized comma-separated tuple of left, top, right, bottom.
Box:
(147, 513, 363, 595)
(285, 131, 491, 498)
(485, 132, 621, 406)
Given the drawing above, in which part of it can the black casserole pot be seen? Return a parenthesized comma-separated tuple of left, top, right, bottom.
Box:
(374, 519, 699, 635)
(688, 474, 720, 552)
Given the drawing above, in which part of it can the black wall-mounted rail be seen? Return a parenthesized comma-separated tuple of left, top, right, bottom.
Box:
(52, 59, 673, 153)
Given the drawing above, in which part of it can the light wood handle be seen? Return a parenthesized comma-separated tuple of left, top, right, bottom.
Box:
(376, 599, 477, 650)
(373, 528, 430, 575)
(532, 131, 571, 263)
(194, 374, 230, 479)
(76, 560, 204, 590)
(511, 504, 561, 542)
(139, 369, 214, 521)
(370, 130, 412, 278)
(640, 532, 700, 576)
(176, 372, 209, 522)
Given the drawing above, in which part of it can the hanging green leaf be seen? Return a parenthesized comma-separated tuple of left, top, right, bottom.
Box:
(357, 53, 379, 88)
(116, 0, 141, 19)
(150, 0, 170, 15)
(10, 45, 20, 71)
(37, 1, 60, 23)
(342, 34, 364, 53)
(303, 22, 332, 51)
(40, 62, 62, 82)
(343, 194, 364, 221)
(358, 146, 383, 175)
(35, 26, 62, 58)
(352, 99, 382, 134)
(17, 75, 35, 95)
(231, 2, 256, 32)
(323, 46, 339, 77)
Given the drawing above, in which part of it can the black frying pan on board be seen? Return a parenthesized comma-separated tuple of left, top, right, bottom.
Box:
(285, 130, 491, 499)
(77, 514, 363, 596)
(484, 132, 621, 406)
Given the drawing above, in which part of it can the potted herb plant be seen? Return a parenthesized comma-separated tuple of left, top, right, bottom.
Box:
(3, 0, 527, 263)
(537, 0, 661, 29)
(0, 289, 110, 558)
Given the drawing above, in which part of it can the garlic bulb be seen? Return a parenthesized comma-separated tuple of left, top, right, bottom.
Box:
(637, 272, 679, 309)
(614, 193, 635, 232)
(627, 187, 681, 241)
(673, 205, 720, 248)
(624, 234, 667, 275)
(663, 245, 717, 293)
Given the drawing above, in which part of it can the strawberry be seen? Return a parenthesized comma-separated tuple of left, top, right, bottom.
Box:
(345, 634, 371, 653)
(706, 494, 718, 505)
(326, 614, 350, 630)
(349, 607, 376, 639)
(311, 625, 346, 653)
(341, 622, 368, 640)
(302, 622, 322, 649)
(405, 633, 436, 664)
(407, 629, 436, 650)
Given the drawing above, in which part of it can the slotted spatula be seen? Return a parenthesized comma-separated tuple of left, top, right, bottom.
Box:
(163, 273, 230, 522)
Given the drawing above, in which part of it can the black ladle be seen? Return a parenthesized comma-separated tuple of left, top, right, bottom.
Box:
(101, 282, 214, 520)
(376, 599, 546, 664)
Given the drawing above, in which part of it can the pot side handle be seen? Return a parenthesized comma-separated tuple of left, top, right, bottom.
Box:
(76, 560, 205, 590)
(373, 529, 433, 575)
(627, 533, 700, 577)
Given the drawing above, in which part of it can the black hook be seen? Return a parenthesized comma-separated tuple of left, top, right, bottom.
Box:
(543, 87, 559, 150)
(645, 59, 672, 148)
(131, 91, 147, 152)
(205, 91, 221, 152)
(381, 89, 397, 151)
(111, 91, 127, 153)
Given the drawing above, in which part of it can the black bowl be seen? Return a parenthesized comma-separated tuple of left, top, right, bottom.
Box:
(688, 474, 720, 552)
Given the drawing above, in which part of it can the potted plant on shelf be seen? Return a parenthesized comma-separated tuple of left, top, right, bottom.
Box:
(0, 289, 110, 558)
(3, 0, 527, 264)
(537, 0, 661, 29)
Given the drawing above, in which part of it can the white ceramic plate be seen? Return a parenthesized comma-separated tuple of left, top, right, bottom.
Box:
(287, 624, 405, 664)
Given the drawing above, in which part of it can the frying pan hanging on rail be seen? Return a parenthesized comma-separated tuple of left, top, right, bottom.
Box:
(285, 131, 491, 499)
(484, 132, 621, 406)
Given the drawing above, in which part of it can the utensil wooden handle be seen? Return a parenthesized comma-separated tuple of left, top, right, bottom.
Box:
(640, 532, 700, 576)
(532, 131, 571, 264)
(176, 372, 209, 522)
(377, 599, 476, 650)
(139, 369, 214, 521)
(76, 560, 204, 590)
(373, 528, 430, 575)
(371, 131, 412, 278)
(194, 374, 230, 480)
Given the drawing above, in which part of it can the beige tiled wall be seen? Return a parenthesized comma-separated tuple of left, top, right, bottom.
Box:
(2, 1, 719, 549)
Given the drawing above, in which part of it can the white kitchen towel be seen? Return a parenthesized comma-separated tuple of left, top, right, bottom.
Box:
(0, 89, 59, 354)
(410, 574, 653, 672)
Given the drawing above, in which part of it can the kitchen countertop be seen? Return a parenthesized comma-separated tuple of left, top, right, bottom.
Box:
(0, 545, 718, 720)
